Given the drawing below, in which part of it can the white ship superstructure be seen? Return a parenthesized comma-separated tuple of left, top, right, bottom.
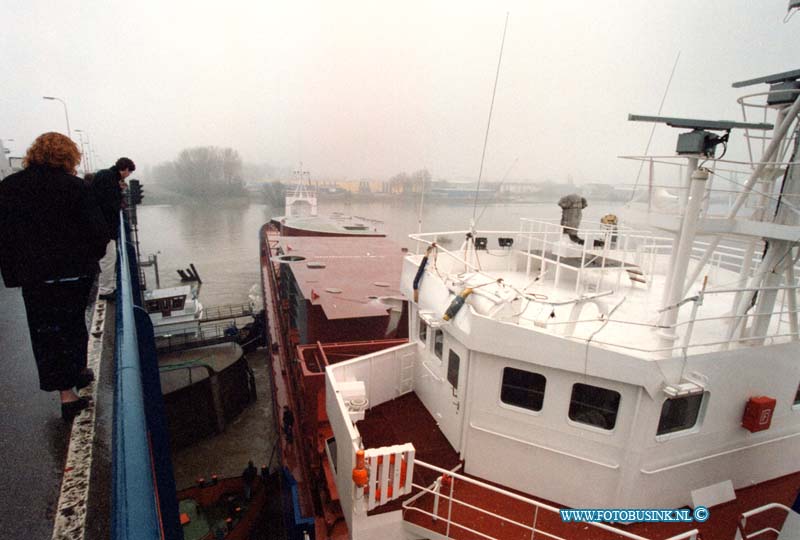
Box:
(322, 66, 800, 539)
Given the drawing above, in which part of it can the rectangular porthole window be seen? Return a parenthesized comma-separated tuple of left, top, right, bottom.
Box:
(568, 383, 621, 430)
(501, 367, 546, 412)
(419, 318, 427, 343)
(447, 350, 460, 389)
(434, 329, 444, 360)
(657, 394, 704, 435)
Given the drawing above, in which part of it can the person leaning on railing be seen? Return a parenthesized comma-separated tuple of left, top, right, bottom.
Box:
(0, 132, 108, 421)
(90, 156, 135, 300)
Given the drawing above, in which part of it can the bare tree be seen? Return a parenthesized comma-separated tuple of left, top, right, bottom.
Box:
(410, 169, 431, 193)
(159, 146, 244, 197)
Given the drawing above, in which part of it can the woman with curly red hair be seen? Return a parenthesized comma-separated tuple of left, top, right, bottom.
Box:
(0, 132, 109, 421)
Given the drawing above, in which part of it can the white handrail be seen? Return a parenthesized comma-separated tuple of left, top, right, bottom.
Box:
(738, 502, 791, 540)
(403, 458, 699, 540)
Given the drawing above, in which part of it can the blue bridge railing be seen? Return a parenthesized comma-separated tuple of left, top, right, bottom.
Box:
(112, 214, 181, 540)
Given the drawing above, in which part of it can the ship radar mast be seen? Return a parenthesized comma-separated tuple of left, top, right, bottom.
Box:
(629, 67, 800, 351)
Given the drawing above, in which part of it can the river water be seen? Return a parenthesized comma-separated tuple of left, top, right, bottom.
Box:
(135, 198, 622, 306)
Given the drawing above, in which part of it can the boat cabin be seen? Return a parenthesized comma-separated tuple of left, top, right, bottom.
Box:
(143, 285, 203, 336)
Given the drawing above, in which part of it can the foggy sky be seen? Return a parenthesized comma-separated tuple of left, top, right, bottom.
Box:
(1, 0, 798, 184)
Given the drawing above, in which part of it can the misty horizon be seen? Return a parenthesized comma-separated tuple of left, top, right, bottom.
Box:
(2, 1, 798, 185)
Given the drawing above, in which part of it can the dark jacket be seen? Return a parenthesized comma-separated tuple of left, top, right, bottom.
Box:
(91, 166, 123, 239)
(0, 165, 108, 287)
(558, 193, 588, 231)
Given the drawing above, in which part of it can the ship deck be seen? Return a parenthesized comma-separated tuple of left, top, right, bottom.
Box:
(410, 222, 800, 359)
(359, 391, 800, 540)
(272, 215, 385, 237)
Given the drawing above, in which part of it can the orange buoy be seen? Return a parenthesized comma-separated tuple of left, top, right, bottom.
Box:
(352, 449, 368, 488)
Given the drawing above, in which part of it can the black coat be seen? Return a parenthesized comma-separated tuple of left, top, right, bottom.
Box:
(0, 165, 109, 287)
(91, 166, 123, 239)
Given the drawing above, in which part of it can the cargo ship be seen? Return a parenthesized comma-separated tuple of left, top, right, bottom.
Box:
(260, 66, 800, 540)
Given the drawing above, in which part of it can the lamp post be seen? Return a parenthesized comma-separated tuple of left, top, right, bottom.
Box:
(42, 96, 71, 139)
(74, 129, 88, 172)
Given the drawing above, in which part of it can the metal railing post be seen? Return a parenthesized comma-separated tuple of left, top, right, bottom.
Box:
(432, 478, 441, 522)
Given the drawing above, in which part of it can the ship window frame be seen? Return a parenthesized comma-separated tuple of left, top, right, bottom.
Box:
(433, 328, 444, 363)
(656, 393, 706, 438)
(499, 367, 546, 413)
(567, 383, 621, 432)
(447, 349, 460, 390)
(418, 316, 428, 345)
(325, 436, 337, 475)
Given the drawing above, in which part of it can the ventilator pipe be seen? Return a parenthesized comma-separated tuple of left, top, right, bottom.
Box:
(413, 244, 435, 302)
(443, 288, 474, 321)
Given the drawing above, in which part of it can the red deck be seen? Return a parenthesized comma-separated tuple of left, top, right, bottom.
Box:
(260, 223, 409, 540)
(359, 392, 800, 540)
(273, 235, 407, 321)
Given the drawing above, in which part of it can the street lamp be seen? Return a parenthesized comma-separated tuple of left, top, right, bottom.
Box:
(74, 129, 88, 172)
(42, 96, 71, 139)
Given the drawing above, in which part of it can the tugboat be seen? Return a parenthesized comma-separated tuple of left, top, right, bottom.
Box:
(177, 464, 269, 540)
(143, 283, 204, 337)
(260, 25, 800, 540)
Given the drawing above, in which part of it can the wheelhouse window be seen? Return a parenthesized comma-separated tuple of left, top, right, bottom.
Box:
(447, 350, 460, 389)
(500, 367, 546, 412)
(433, 329, 444, 360)
(419, 318, 428, 343)
(657, 394, 704, 435)
(568, 383, 621, 430)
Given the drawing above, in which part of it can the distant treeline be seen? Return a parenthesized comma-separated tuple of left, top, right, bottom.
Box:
(150, 146, 276, 198)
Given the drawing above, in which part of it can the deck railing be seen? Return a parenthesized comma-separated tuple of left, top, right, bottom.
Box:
(113, 213, 181, 540)
(402, 459, 700, 540)
(408, 220, 800, 356)
(736, 502, 792, 539)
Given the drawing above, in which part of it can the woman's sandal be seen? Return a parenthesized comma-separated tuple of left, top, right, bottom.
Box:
(61, 397, 91, 422)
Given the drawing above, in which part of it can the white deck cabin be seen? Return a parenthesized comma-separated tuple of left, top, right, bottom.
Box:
(143, 285, 203, 337)
(323, 68, 800, 540)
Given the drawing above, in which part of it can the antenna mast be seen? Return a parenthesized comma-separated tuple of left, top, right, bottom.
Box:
(471, 12, 509, 226)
